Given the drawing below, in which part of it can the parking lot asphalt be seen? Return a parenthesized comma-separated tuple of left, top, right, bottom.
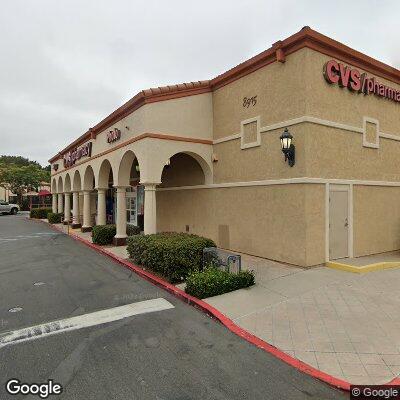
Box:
(0, 214, 347, 399)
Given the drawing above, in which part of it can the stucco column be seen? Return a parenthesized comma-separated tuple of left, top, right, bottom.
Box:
(63, 193, 71, 224)
(79, 192, 84, 221)
(52, 194, 57, 213)
(81, 190, 92, 232)
(113, 186, 127, 246)
(144, 183, 157, 234)
(71, 191, 81, 228)
(57, 193, 63, 214)
(97, 188, 107, 226)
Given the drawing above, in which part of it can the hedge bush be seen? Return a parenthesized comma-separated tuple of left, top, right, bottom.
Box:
(185, 267, 255, 299)
(92, 224, 140, 245)
(30, 208, 52, 219)
(47, 212, 63, 224)
(92, 224, 116, 245)
(127, 232, 216, 282)
(126, 224, 141, 236)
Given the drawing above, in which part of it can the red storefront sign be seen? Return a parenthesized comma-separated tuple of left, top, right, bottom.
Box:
(63, 142, 92, 168)
(323, 59, 400, 103)
(107, 128, 121, 144)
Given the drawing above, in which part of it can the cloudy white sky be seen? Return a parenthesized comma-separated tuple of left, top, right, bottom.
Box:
(1, 0, 399, 166)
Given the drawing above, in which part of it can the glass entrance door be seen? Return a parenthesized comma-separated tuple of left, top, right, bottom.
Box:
(126, 187, 137, 226)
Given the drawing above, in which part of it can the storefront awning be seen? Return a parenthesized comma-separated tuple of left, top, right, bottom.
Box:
(23, 191, 39, 197)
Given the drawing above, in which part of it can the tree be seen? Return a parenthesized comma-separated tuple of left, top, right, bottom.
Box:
(0, 164, 49, 205)
(0, 155, 41, 168)
(0, 155, 51, 205)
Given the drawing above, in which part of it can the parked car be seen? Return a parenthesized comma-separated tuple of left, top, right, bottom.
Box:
(0, 200, 19, 215)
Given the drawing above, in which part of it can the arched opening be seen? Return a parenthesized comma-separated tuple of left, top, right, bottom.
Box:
(72, 170, 83, 221)
(83, 165, 95, 191)
(64, 174, 71, 193)
(117, 151, 140, 187)
(63, 174, 72, 223)
(156, 152, 211, 236)
(83, 166, 96, 226)
(57, 176, 63, 193)
(118, 151, 143, 229)
(72, 170, 82, 192)
(97, 159, 116, 224)
(159, 152, 206, 188)
(97, 159, 113, 189)
(53, 176, 64, 213)
(51, 179, 57, 194)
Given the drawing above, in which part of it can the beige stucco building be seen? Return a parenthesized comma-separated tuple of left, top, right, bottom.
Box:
(0, 186, 11, 202)
(49, 27, 400, 267)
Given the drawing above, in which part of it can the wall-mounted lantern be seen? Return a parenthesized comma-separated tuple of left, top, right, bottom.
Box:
(135, 164, 140, 172)
(165, 159, 171, 168)
(280, 128, 295, 167)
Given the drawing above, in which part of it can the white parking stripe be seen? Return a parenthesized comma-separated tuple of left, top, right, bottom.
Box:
(0, 298, 174, 348)
(0, 233, 62, 242)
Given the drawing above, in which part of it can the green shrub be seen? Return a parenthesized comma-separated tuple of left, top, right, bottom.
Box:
(30, 208, 52, 219)
(126, 224, 141, 236)
(47, 212, 63, 224)
(185, 267, 255, 299)
(127, 232, 216, 282)
(92, 224, 116, 245)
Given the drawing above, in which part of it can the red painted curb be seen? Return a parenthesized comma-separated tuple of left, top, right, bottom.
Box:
(28, 218, 400, 391)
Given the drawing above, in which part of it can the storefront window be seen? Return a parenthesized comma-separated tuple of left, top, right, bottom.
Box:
(106, 187, 115, 224)
(137, 185, 144, 215)
(126, 186, 138, 226)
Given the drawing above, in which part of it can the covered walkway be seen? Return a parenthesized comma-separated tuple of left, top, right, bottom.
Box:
(51, 140, 213, 245)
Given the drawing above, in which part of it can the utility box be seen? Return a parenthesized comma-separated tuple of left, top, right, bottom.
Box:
(203, 247, 241, 274)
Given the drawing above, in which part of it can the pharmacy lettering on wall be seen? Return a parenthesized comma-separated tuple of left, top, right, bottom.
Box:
(107, 128, 121, 144)
(323, 59, 400, 103)
(63, 142, 92, 168)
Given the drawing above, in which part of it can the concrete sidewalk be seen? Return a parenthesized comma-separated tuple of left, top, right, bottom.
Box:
(54, 223, 400, 385)
(55, 223, 129, 259)
(205, 253, 400, 385)
(335, 251, 400, 266)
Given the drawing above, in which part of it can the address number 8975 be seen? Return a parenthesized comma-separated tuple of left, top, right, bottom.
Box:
(243, 96, 257, 108)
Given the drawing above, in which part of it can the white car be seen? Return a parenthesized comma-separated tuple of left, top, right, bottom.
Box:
(0, 200, 19, 215)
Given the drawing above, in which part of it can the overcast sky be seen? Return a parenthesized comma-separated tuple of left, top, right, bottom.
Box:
(1, 0, 399, 166)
